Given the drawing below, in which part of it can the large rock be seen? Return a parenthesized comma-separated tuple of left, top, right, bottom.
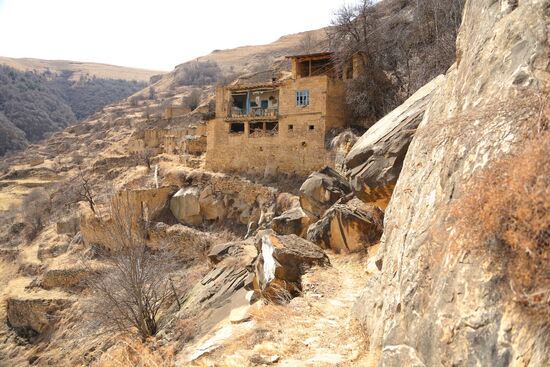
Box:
(183, 240, 257, 312)
(344, 75, 445, 207)
(170, 187, 202, 225)
(271, 207, 312, 238)
(299, 167, 351, 219)
(199, 186, 226, 221)
(7, 297, 73, 339)
(307, 198, 383, 253)
(208, 240, 257, 264)
(354, 1, 550, 366)
(254, 230, 329, 303)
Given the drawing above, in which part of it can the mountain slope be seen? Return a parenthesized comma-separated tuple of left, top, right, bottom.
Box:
(0, 56, 164, 82)
(0, 65, 149, 155)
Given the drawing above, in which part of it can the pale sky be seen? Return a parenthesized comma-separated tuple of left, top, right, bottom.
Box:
(0, 0, 345, 71)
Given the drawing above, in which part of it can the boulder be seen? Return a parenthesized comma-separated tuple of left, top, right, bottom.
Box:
(183, 241, 257, 313)
(7, 297, 73, 339)
(254, 230, 329, 303)
(354, 1, 550, 366)
(271, 207, 312, 238)
(299, 167, 351, 219)
(170, 187, 202, 226)
(208, 240, 257, 264)
(307, 198, 384, 253)
(56, 217, 80, 235)
(344, 74, 445, 207)
(199, 186, 226, 221)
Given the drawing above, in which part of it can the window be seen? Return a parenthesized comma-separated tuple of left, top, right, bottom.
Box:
(296, 90, 309, 107)
(309, 125, 315, 131)
(229, 122, 244, 133)
(266, 122, 279, 132)
(288, 124, 294, 131)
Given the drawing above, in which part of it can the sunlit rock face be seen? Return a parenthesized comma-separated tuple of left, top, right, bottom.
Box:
(353, 0, 550, 366)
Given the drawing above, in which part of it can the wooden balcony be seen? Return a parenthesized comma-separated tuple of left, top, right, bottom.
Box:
(225, 107, 278, 121)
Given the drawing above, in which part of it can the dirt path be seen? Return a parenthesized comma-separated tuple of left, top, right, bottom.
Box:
(190, 251, 376, 366)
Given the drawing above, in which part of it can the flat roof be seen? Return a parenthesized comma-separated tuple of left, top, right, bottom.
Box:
(285, 51, 334, 60)
(226, 81, 280, 92)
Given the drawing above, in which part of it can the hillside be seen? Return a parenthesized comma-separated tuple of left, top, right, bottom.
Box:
(0, 65, 150, 156)
(0, 56, 164, 82)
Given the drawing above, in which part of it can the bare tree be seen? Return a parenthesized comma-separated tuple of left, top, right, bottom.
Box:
(134, 148, 156, 171)
(299, 32, 320, 54)
(148, 87, 156, 100)
(85, 197, 177, 340)
(182, 89, 201, 111)
(327, 0, 465, 123)
(69, 167, 97, 214)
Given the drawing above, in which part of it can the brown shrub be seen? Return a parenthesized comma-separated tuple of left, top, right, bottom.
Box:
(453, 131, 550, 311)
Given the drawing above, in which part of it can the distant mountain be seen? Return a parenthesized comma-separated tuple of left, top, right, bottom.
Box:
(0, 56, 164, 83)
(0, 60, 160, 155)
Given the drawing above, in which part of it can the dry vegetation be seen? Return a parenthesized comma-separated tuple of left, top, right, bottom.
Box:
(453, 130, 550, 317)
(329, 0, 464, 124)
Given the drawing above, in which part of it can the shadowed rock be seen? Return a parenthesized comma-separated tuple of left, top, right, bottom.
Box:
(299, 167, 351, 219)
(344, 75, 445, 207)
(271, 207, 312, 238)
(307, 198, 383, 253)
(253, 230, 330, 303)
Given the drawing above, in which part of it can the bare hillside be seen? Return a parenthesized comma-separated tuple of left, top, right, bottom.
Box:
(0, 56, 165, 82)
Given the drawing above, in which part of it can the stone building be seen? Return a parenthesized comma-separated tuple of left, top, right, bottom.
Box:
(206, 52, 356, 175)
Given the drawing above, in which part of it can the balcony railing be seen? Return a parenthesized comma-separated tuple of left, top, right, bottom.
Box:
(227, 107, 278, 120)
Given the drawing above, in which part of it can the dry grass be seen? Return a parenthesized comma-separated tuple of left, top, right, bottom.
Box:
(93, 337, 175, 367)
(452, 131, 550, 313)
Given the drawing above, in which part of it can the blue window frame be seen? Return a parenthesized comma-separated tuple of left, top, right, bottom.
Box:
(296, 90, 309, 107)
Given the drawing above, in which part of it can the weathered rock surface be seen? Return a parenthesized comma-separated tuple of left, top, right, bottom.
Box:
(254, 230, 330, 302)
(299, 167, 351, 219)
(208, 240, 257, 264)
(354, 1, 550, 366)
(199, 186, 226, 220)
(183, 240, 257, 312)
(170, 187, 202, 225)
(40, 268, 89, 290)
(307, 198, 383, 252)
(7, 297, 73, 339)
(271, 207, 312, 238)
(344, 74, 445, 207)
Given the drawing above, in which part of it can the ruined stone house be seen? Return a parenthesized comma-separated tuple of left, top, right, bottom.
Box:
(206, 52, 361, 175)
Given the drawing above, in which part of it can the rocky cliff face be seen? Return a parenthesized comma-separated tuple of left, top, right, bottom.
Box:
(353, 0, 550, 366)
